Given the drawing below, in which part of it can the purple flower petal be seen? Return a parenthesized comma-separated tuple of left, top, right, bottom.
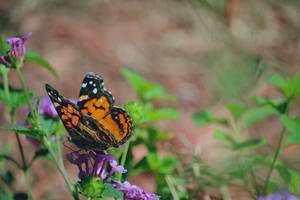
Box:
(66, 152, 92, 178)
(0, 55, 10, 65)
(69, 98, 77, 105)
(39, 96, 58, 118)
(258, 190, 300, 200)
(21, 32, 32, 41)
(26, 136, 41, 147)
(112, 181, 160, 200)
(6, 37, 21, 44)
(110, 160, 127, 173)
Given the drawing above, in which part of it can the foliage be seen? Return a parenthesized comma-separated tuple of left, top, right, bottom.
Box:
(192, 72, 300, 199)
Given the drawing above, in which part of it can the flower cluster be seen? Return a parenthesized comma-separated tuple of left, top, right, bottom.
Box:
(257, 190, 300, 200)
(0, 32, 32, 66)
(112, 181, 160, 200)
(67, 151, 160, 200)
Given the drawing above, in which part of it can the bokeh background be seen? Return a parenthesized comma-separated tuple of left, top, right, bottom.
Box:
(1, 0, 300, 199)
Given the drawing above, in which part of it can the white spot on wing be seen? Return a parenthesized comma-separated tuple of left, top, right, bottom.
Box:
(89, 81, 93, 85)
(100, 99, 103, 102)
(58, 97, 62, 102)
(93, 88, 98, 94)
(82, 83, 87, 88)
(93, 83, 96, 87)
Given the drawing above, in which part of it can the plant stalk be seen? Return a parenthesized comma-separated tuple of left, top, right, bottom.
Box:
(117, 141, 131, 182)
(263, 127, 287, 194)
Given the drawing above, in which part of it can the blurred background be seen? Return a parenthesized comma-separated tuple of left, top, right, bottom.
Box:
(0, 0, 300, 199)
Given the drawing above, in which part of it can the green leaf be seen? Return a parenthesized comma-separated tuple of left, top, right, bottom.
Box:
(0, 85, 34, 107)
(276, 165, 291, 184)
(147, 108, 181, 122)
(282, 115, 300, 134)
(25, 51, 58, 79)
(0, 124, 41, 139)
(39, 114, 60, 137)
(266, 181, 280, 194)
(102, 183, 123, 199)
(132, 157, 151, 175)
(294, 72, 300, 95)
(124, 101, 144, 125)
(158, 156, 177, 174)
(146, 152, 160, 170)
(276, 165, 300, 195)
(193, 110, 228, 127)
(242, 106, 278, 129)
(268, 74, 294, 97)
(233, 138, 268, 150)
(252, 96, 288, 114)
(227, 103, 247, 122)
(252, 95, 270, 107)
(193, 110, 214, 126)
(213, 130, 235, 144)
(288, 169, 300, 195)
(121, 68, 176, 102)
(282, 115, 300, 147)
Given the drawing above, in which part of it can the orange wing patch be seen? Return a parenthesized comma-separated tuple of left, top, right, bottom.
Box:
(99, 111, 132, 143)
(81, 96, 111, 121)
(60, 104, 80, 128)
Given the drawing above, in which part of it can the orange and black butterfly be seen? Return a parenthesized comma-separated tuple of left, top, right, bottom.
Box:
(45, 72, 133, 151)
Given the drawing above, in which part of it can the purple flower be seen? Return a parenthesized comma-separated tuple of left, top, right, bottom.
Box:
(112, 181, 160, 200)
(67, 152, 91, 179)
(39, 95, 59, 118)
(66, 151, 126, 180)
(0, 32, 32, 66)
(258, 190, 300, 200)
(25, 96, 59, 118)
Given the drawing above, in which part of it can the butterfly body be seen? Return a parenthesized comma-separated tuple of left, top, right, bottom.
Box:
(45, 72, 133, 151)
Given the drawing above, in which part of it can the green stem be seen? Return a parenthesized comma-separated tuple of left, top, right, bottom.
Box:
(2, 67, 32, 198)
(13, 113, 32, 199)
(15, 67, 38, 124)
(56, 133, 68, 180)
(24, 169, 32, 199)
(43, 136, 78, 200)
(249, 166, 259, 198)
(117, 141, 131, 182)
(1, 67, 10, 100)
(263, 127, 287, 194)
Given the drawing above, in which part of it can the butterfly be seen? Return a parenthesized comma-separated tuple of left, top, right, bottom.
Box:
(45, 72, 133, 151)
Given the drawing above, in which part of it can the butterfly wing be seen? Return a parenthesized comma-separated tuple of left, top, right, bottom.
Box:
(77, 72, 133, 146)
(45, 84, 117, 151)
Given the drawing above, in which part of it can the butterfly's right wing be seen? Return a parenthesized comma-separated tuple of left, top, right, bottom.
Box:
(77, 72, 115, 121)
